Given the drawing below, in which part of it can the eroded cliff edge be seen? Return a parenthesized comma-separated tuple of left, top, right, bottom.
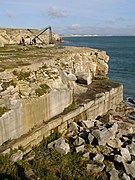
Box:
(0, 45, 124, 152)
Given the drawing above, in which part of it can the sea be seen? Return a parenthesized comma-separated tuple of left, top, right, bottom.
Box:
(60, 36, 135, 101)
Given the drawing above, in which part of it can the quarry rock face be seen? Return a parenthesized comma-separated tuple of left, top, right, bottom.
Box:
(0, 43, 124, 153)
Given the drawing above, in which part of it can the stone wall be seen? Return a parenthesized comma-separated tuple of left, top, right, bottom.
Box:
(0, 83, 123, 154)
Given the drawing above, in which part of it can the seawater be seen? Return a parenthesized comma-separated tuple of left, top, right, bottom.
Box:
(61, 36, 135, 99)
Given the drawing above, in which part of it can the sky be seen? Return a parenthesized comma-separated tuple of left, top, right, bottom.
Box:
(0, 0, 135, 35)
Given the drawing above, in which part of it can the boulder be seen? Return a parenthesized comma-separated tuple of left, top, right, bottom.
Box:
(83, 152, 90, 160)
(82, 120, 94, 129)
(109, 168, 119, 180)
(120, 148, 131, 162)
(54, 137, 70, 155)
(88, 133, 94, 144)
(122, 173, 131, 180)
(68, 122, 79, 132)
(76, 72, 92, 85)
(92, 127, 113, 146)
(75, 145, 84, 153)
(48, 137, 70, 155)
(123, 161, 135, 178)
(93, 153, 104, 163)
(107, 138, 122, 149)
(73, 137, 85, 146)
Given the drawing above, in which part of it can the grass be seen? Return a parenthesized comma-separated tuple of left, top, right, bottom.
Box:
(13, 70, 30, 81)
(35, 83, 50, 97)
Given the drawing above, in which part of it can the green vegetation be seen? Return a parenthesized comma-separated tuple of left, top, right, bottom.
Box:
(63, 100, 77, 114)
(35, 83, 50, 97)
(13, 70, 30, 80)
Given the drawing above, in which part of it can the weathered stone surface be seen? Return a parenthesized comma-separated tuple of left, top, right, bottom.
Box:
(122, 173, 131, 180)
(73, 137, 85, 146)
(76, 72, 92, 85)
(107, 138, 122, 149)
(120, 148, 131, 162)
(93, 153, 104, 163)
(75, 145, 84, 153)
(92, 127, 113, 146)
(54, 137, 70, 154)
(123, 161, 135, 178)
(82, 120, 94, 129)
(88, 133, 94, 144)
(109, 168, 119, 180)
(11, 150, 23, 163)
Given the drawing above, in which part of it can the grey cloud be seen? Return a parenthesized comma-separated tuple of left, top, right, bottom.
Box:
(47, 6, 66, 18)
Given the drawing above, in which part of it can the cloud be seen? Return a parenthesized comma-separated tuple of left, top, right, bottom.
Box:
(5, 10, 14, 18)
(47, 6, 66, 18)
(105, 17, 127, 24)
(66, 24, 81, 30)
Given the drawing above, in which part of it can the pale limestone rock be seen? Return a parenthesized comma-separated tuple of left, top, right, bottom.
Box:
(114, 155, 123, 163)
(107, 138, 122, 149)
(109, 168, 119, 180)
(122, 173, 131, 180)
(120, 148, 131, 162)
(88, 133, 94, 144)
(123, 161, 135, 178)
(54, 137, 70, 155)
(92, 127, 113, 146)
(73, 137, 85, 146)
(75, 145, 84, 153)
(68, 122, 79, 132)
(82, 120, 94, 129)
(83, 152, 90, 160)
(93, 153, 104, 163)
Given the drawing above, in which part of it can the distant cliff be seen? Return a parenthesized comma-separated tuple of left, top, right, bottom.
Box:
(0, 28, 61, 45)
